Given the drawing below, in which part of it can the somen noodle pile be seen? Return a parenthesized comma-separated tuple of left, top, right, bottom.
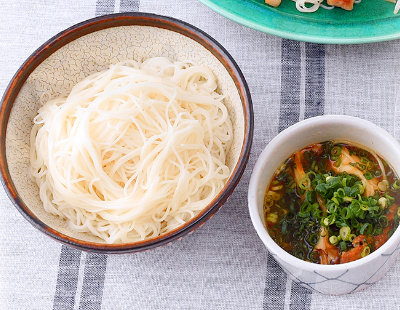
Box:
(29, 57, 233, 244)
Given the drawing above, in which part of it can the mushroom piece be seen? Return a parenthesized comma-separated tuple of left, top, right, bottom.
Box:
(330, 146, 379, 197)
(314, 226, 340, 265)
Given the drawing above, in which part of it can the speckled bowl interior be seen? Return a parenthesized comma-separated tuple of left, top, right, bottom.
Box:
(1, 13, 253, 252)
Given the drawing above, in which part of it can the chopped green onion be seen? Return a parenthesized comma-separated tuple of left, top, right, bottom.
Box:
(360, 157, 369, 164)
(340, 226, 351, 241)
(341, 207, 351, 219)
(331, 155, 339, 161)
(271, 184, 283, 191)
(350, 218, 361, 230)
(359, 150, 367, 158)
(360, 202, 369, 211)
(323, 216, 335, 226)
(358, 163, 366, 171)
(308, 233, 319, 246)
(360, 223, 373, 235)
(361, 246, 371, 258)
(309, 251, 320, 263)
(331, 146, 342, 157)
(278, 209, 288, 217)
(294, 249, 306, 260)
(378, 197, 388, 210)
(299, 176, 311, 190)
(264, 195, 274, 208)
(327, 203, 338, 214)
(393, 180, 400, 191)
(307, 171, 317, 179)
(286, 212, 295, 221)
(335, 188, 345, 198)
(349, 234, 356, 242)
(374, 228, 383, 235)
(340, 241, 347, 251)
(385, 193, 395, 204)
(305, 190, 316, 204)
(311, 161, 317, 171)
(327, 176, 341, 188)
(364, 171, 373, 180)
(294, 231, 302, 240)
(343, 196, 353, 203)
(277, 171, 287, 182)
(266, 213, 278, 223)
(366, 161, 375, 171)
(332, 197, 340, 205)
(329, 235, 339, 245)
(350, 162, 366, 171)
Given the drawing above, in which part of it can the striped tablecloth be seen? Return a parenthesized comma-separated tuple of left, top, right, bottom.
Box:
(1, 1, 400, 309)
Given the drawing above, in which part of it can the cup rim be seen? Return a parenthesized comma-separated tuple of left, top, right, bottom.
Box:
(248, 115, 400, 271)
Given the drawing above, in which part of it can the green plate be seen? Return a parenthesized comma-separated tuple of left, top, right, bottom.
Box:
(198, 0, 400, 44)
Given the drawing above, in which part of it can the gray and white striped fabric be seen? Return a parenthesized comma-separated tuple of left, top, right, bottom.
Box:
(1, 0, 400, 309)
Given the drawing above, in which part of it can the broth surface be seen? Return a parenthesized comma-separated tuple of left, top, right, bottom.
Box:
(264, 141, 400, 264)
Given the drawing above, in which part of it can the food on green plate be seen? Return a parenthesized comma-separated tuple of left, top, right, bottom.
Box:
(388, 0, 400, 13)
(263, 141, 400, 264)
(264, 0, 400, 14)
(327, 0, 354, 10)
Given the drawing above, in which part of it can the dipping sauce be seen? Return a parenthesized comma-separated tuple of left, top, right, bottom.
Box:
(264, 141, 400, 264)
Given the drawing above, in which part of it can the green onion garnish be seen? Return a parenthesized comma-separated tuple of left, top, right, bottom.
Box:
(340, 226, 351, 241)
(361, 246, 371, 258)
(329, 235, 339, 245)
(331, 146, 342, 157)
(364, 171, 373, 180)
(360, 223, 373, 235)
(299, 176, 311, 190)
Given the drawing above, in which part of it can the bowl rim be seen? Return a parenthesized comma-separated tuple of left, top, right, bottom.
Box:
(248, 115, 400, 272)
(0, 12, 254, 253)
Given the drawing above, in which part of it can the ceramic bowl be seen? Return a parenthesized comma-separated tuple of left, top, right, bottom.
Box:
(248, 115, 400, 295)
(0, 13, 253, 253)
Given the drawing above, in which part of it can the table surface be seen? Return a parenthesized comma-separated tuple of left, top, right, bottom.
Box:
(1, 1, 400, 309)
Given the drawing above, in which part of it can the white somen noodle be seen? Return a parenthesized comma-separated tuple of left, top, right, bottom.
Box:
(395, 0, 400, 13)
(29, 57, 233, 244)
(291, 0, 335, 12)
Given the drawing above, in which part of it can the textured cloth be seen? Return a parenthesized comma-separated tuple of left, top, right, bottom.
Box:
(1, 0, 400, 309)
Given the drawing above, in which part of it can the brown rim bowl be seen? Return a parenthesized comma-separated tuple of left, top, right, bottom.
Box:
(0, 13, 253, 253)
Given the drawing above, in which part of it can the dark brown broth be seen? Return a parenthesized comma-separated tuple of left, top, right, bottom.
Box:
(264, 141, 400, 264)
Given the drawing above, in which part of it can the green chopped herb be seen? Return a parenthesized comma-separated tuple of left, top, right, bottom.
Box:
(364, 171, 373, 180)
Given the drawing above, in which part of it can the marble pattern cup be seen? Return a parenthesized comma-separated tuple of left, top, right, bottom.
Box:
(248, 115, 400, 295)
